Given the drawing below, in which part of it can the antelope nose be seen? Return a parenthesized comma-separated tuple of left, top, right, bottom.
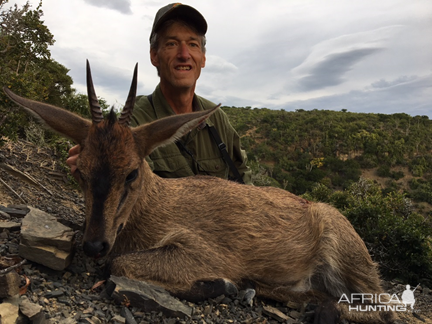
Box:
(83, 241, 109, 258)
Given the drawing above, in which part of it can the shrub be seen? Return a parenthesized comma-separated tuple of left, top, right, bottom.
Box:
(345, 179, 432, 281)
(377, 165, 391, 177)
(303, 183, 333, 203)
(305, 178, 432, 282)
(390, 170, 404, 180)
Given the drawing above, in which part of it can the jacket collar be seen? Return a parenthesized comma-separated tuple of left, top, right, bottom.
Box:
(152, 84, 215, 128)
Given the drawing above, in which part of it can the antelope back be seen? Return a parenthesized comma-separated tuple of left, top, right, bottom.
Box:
(3, 61, 220, 258)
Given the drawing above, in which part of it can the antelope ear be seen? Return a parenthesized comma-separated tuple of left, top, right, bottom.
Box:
(3, 87, 91, 145)
(132, 104, 221, 158)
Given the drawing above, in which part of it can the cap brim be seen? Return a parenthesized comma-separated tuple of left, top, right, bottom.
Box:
(151, 4, 207, 42)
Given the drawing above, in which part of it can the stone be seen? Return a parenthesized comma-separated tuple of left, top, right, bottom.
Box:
(0, 294, 20, 324)
(286, 301, 301, 309)
(58, 318, 76, 324)
(263, 305, 292, 322)
(111, 315, 126, 324)
(30, 311, 48, 324)
(0, 271, 20, 298)
(289, 310, 302, 319)
(121, 306, 137, 324)
(0, 205, 29, 218)
(0, 221, 21, 230)
(107, 275, 192, 319)
(19, 295, 43, 319)
(19, 207, 75, 271)
(44, 290, 65, 298)
(0, 210, 11, 219)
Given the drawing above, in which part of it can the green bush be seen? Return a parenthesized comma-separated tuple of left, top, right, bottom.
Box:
(357, 155, 378, 169)
(377, 165, 391, 177)
(390, 170, 405, 180)
(305, 178, 432, 282)
(409, 178, 432, 204)
(303, 183, 333, 203)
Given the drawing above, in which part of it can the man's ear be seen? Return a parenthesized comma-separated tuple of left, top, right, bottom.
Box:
(150, 49, 159, 68)
(201, 53, 206, 68)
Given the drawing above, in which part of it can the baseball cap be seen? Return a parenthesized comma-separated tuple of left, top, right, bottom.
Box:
(150, 3, 207, 42)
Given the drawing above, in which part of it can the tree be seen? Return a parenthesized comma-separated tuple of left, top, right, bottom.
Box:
(0, 1, 74, 141)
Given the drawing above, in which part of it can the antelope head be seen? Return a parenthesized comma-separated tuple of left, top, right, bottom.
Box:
(4, 61, 220, 258)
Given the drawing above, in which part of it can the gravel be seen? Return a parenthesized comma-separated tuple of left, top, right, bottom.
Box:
(2, 227, 313, 323)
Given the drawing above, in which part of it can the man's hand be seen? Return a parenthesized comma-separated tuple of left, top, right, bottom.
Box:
(66, 144, 81, 181)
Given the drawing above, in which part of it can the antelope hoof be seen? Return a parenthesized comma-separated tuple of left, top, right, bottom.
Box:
(174, 278, 238, 302)
(242, 288, 256, 307)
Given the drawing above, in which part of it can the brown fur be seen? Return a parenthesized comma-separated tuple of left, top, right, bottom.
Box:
(4, 75, 398, 323)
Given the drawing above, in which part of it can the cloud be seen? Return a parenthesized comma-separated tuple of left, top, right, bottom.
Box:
(296, 48, 384, 90)
(12, 0, 429, 118)
(50, 46, 145, 107)
(204, 55, 238, 74)
(197, 55, 239, 101)
(370, 75, 417, 89)
(284, 74, 432, 117)
(83, 0, 132, 15)
(292, 26, 404, 91)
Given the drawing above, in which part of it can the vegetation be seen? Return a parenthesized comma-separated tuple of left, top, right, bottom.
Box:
(223, 107, 432, 206)
(304, 180, 432, 282)
(0, 1, 430, 285)
(0, 0, 109, 145)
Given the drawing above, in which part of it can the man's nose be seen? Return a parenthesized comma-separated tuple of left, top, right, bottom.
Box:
(177, 43, 190, 60)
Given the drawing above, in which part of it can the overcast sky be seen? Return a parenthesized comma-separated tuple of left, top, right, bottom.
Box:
(7, 0, 432, 117)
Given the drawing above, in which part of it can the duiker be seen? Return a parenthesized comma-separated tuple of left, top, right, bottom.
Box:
(4, 62, 397, 324)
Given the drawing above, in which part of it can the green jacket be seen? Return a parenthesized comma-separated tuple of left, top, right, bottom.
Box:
(130, 85, 252, 184)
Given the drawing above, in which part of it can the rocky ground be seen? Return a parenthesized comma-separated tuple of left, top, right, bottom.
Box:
(0, 137, 432, 324)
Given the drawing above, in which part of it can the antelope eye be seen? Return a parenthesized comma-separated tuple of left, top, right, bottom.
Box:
(125, 169, 138, 184)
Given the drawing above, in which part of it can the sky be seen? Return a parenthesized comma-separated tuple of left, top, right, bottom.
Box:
(6, 0, 432, 117)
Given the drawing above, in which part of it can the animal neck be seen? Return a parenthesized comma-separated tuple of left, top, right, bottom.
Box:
(114, 160, 172, 252)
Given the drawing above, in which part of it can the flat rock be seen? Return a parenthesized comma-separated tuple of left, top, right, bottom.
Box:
(19, 207, 75, 270)
(263, 305, 292, 322)
(0, 271, 20, 298)
(107, 275, 192, 319)
(0, 221, 21, 230)
(0, 210, 11, 219)
(0, 294, 20, 324)
(19, 295, 44, 319)
(0, 205, 29, 218)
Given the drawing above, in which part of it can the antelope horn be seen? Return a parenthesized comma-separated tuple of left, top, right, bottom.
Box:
(118, 63, 138, 127)
(86, 60, 104, 124)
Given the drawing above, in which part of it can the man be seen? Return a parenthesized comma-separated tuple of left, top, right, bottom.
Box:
(67, 3, 251, 184)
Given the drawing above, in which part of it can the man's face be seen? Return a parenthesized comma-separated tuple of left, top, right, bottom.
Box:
(150, 22, 206, 91)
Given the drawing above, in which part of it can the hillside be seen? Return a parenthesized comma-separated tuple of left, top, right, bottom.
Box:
(222, 107, 432, 216)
